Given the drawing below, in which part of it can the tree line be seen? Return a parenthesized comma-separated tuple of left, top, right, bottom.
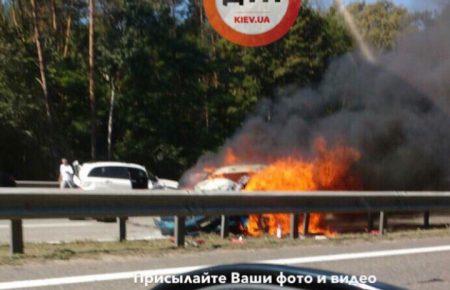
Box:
(0, 0, 430, 179)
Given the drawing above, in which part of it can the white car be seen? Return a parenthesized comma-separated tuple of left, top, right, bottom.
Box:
(73, 161, 179, 190)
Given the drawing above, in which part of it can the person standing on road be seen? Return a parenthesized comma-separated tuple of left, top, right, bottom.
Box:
(59, 158, 75, 189)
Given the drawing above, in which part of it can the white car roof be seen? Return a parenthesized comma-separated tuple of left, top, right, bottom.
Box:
(78, 162, 147, 178)
(81, 161, 146, 170)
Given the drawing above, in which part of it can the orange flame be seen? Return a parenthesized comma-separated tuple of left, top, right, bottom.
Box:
(224, 148, 238, 165)
(245, 138, 361, 237)
(192, 137, 362, 237)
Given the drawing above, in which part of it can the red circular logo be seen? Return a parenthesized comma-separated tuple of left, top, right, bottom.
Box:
(204, 0, 302, 47)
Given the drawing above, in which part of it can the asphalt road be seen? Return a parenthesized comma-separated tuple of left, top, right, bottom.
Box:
(0, 236, 449, 290)
(0, 218, 164, 244)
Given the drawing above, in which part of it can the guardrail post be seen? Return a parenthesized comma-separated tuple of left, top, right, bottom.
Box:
(174, 216, 185, 247)
(379, 211, 387, 235)
(367, 212, 374, 232)
(423, 211, 430, 228)
(10, 219, 24, 255)
(220, 215, 229, 239)
(290, 214, 299, 239)
(303, 213, 310, 236)
(118, 217, 127, 242)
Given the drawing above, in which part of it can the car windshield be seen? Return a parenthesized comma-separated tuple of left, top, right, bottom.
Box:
(0, 1, 449, 290)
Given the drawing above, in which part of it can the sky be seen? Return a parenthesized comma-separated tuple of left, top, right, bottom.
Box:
(314, 0, 449, 11)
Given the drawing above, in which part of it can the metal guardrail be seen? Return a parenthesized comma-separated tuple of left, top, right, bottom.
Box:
(16, 180, 59, 188)
(0, 188, 449, 255)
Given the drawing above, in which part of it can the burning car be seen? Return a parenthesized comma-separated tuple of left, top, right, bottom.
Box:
(157, 139, 362, 238)
(155, 164, 266, 235)
(194, 164, 266, 191)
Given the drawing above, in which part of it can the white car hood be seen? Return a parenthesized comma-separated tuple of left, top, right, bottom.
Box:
(194, 178, 237, 192)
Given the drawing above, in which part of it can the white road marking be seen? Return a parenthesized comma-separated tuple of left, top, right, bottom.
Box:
(1, 245, 449, 289)
(0, 223, 93, 229)
(260, 244, 450, 264)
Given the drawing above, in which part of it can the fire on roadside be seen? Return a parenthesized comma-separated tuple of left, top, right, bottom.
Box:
(197, 137, 362, 237)
(245, 138, 362, 237)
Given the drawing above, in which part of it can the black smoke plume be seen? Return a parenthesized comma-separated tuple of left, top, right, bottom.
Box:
(182, 7, 450, 190)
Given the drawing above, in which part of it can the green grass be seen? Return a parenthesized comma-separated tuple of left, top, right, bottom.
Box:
(1, 227, 449, 266)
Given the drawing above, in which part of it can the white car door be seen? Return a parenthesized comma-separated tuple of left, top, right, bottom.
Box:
(85, 166, 131, 190)
(84, 167, 110, 190)
(103, 166, 132, 190)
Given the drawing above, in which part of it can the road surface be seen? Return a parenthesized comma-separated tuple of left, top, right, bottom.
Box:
(0, 236, 449, 289)
(0, 218, 164, 244)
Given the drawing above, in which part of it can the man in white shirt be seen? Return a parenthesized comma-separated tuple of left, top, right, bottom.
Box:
(59, 158, 75, 189)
